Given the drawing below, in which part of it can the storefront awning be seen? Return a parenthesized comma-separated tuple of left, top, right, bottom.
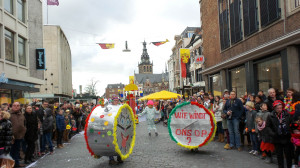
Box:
(0, 83, 39, 92)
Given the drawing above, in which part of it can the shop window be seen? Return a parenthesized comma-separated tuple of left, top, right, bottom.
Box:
(260, 0, 281, 27)
(13, 90, 25, 104)
(5, 29, 14, 62)
(0, 89, 11, 105)
(219, 0, 230, 50)
(230, 0, 242, 44)
(230, 66, 246, 97)
(210, 74, 222, 97)
(243, 0, 258, 36)
(4, 0, 13, 14)
(18, 36, 26, 66)
(17, 0, 25, 23)
(256, 57, 282, 95)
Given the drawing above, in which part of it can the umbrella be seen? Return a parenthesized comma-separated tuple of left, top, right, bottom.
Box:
(139, 90, 181, 101)
(124, 84, 138, 91)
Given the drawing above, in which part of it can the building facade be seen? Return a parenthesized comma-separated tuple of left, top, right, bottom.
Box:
(0, 0, 44, 104)
(200, 0, 300, 97)
(169, 27, 201, 95)
(32, 25, 72, 100)
(135, 41, 169, 96)
(105, 83, 125, 99)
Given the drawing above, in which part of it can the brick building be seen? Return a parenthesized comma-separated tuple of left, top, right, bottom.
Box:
(105, 83, 125, 99)
(200, 0, 300, 97)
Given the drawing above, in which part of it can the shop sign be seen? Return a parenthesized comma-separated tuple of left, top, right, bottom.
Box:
(0, 73, 8, 83)
(36, 49, 46, 70)
(195, 55, 205, 64)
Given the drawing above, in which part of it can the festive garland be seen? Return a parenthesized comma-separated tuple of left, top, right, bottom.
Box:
(112, 104, 136, 160)
(205, 110, 217, 146)
(84, 105, 101, 158)
(292, 101, 300, 111)
(168, 102, 215, 149)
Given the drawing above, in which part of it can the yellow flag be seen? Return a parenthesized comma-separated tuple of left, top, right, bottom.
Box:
(180, 49, 190, 63)
(129, 76, 134, 84)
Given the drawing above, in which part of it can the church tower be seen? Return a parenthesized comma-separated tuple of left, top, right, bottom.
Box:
(138, 41, 153, 74)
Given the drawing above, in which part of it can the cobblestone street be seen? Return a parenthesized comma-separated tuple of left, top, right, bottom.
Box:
(27, 122, 277, 168)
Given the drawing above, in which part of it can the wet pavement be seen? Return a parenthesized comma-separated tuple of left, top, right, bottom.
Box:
(27, 122, 277, 168)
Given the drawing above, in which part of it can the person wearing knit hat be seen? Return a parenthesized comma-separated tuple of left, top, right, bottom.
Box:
(138, 100, 161, 136)
(266, 99, 293, 168)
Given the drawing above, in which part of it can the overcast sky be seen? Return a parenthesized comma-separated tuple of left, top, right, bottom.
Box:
(43, 0, 200, 96)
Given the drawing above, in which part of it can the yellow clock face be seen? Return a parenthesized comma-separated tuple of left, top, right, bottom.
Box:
(113, 104, 136, 160)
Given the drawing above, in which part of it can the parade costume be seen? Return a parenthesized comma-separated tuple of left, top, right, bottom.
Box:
(84, 97, 136, 164)
(138, 100, 160, 135)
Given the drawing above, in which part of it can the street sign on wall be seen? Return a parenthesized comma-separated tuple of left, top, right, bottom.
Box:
(195, 55, 205, 64)
(36, 49, 46, 70)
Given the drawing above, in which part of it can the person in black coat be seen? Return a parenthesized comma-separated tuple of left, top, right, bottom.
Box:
(264, 88, 283, 112)
(0, 111, 13, 155)
(266, 100, 293, 168)
(41, 108, 54, 154)
(24, 105, 38, 163)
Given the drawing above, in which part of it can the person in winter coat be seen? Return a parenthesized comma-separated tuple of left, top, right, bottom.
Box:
(56, 109, 66, 148)
(257, 103, 271, 122)
(213, 96, 224, 142)
(0, 111, 13, 156)
(264, 88, 283, 112)
(256, 116, 274, 163)
(41, 108, 54, 154)
(290, 116, 300, 167)
(138, 100, 161, 137)
(24, 105, 38, 164)
(223, 91, 244, 150)
(266, 100, 293, 168)
(245, 101, 259, 155)
(10, 102, 26, 167)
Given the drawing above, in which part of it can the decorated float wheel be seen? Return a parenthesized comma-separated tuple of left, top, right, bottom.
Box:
(84, 104, 136, 160)
(168, 102, 216, 149)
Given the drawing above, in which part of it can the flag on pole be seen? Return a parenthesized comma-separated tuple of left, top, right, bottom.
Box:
(151, 39, 169, 46)
(98, 43, 115, 49)
(47, 0, 59, 6)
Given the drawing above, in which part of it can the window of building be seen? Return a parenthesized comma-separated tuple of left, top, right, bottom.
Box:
(296, 0, 300, 8)
(230, 66, 246, 97)
(243, 0, 259, 36)
(144, 66, 146, 72)
(150, 66, 152, 72)
(219, 0, 230, 50)
(260, 0, 281, 27)
(210, 73, 222, 96)
(4, 0, 13, 14)
(188, 32, 194, 38)
(5, 29, 14, 62)
(230, 0, 242, 44)
(18, 36, 26, 66)
(196, 68, 203, 82)
(255, 57, 282, 95)
(147, 66, 149, 72)
(17, 0, 25, 23)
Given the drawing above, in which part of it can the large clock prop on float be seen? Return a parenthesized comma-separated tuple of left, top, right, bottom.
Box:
(84, 104, 136, 160)
(168, 102, 216, 149)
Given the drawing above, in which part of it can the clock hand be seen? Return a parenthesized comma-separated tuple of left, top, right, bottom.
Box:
(183, 120, 199, 130)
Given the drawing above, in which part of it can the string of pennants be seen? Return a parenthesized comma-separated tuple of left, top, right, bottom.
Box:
(97, 39, 169, 50)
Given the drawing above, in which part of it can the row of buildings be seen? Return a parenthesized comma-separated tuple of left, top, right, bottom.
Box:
(168, 0, 300, 98)
(0, 0, 72, 105)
